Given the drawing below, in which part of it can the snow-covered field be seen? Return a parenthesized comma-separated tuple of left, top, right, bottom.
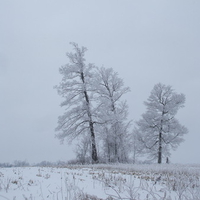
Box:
(0, 164, 200, 200)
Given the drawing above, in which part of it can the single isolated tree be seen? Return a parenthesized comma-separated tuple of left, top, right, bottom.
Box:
(94, 67, 131, 162)
(55, 42, 98, 163)
(135, 83, 188, 163)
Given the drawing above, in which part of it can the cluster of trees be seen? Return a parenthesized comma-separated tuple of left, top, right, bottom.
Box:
(55, 43, 188, 164)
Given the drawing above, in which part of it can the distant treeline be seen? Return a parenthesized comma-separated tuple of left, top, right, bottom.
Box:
(0, 158, 154, 168)
(0, 160, 70, 168)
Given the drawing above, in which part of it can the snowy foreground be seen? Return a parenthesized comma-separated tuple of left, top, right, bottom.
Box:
(0, 164, 200, 200)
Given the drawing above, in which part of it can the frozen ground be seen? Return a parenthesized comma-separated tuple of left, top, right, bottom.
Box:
(0, 164, 200, 200)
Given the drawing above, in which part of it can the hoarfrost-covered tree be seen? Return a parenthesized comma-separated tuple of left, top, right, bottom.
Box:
(131, 128, 144, 164)
(55, 43, 98, 163)
(135, 83, 188, 163)
(75, 135, 91, 164)
(94, 67, 131, 162)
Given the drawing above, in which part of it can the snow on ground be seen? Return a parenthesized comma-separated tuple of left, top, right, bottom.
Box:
(0, 164, 200, 200)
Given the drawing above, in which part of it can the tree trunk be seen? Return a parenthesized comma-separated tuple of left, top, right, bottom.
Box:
(108, 140, 111, 163)
(80, 72, 98, 164)
(114, 142, 118, 162)
(90, 121, 98, 163)
(158, 132, 162, 164)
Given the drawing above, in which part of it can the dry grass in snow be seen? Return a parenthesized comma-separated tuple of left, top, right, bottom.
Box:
(0, 164, 200, 200)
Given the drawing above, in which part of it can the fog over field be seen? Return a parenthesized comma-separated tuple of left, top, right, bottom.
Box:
(0, 1, 200, 164)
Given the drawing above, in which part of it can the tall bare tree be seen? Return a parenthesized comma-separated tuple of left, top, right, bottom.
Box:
(55, 43, 98, 163)
(135, 83, 188, 163)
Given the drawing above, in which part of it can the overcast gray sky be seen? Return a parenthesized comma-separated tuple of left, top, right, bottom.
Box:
(0, 0, 200, 164)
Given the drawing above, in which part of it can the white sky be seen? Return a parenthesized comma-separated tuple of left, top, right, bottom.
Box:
(0, 0, 200, 164)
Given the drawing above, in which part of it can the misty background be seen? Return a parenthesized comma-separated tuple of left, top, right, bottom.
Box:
(0, 0, 200, 164)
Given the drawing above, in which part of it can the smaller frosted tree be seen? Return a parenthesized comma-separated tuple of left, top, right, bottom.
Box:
(131, 128, 144, 164)
(75, 135, 91, 164)
(135, 83, 188, 163)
